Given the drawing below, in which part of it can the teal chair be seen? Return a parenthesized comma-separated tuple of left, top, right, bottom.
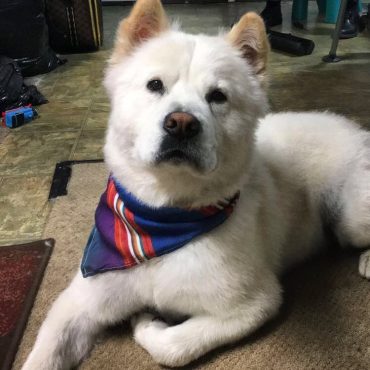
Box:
(292, 0, 362, 24)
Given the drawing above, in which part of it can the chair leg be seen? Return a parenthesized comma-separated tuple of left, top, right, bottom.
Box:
(322, 0, 349, 62)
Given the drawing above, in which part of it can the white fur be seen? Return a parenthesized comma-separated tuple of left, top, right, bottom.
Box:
(23, 27, 370, 370)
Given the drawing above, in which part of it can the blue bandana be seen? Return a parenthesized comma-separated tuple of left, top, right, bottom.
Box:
(81, 177, 239, 277)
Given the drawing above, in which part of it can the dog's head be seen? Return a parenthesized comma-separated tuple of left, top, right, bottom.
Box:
(104, 0, 269, 207)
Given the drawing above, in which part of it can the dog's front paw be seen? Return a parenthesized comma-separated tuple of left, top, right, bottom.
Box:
(131, 313, 168, 345)
(131, 313, 190, 367)
(359, 250, 370, 279)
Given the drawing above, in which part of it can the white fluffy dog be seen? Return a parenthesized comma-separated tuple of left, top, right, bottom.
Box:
(23, 0, 370, 368)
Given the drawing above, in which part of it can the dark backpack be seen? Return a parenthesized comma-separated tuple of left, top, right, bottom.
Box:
(0, 56, 47, 113)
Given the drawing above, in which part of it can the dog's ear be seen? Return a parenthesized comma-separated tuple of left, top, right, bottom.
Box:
(110, 0, 169, 64)
(227, 12, 269, 78)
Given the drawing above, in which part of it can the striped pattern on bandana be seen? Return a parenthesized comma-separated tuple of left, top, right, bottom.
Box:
(81, 177, 239, 277)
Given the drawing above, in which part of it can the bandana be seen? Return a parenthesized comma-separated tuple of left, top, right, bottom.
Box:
(81, 177, 239, 277)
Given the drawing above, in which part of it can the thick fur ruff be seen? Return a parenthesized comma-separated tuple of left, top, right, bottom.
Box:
(23, 1, 370, 368)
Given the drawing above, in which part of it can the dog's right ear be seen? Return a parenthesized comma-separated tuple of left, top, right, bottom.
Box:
(227, 12, 269, 80)
(110, 0, 169, 64)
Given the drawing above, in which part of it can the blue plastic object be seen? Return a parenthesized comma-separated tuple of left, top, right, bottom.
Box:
(1, 106, 38, 128)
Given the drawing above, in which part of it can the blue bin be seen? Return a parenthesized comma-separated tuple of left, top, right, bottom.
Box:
(291, 0, 362, 24)
(325, 0, 363, 24)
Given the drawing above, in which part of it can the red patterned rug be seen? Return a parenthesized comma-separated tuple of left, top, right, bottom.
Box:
(0, 239, 53, 370)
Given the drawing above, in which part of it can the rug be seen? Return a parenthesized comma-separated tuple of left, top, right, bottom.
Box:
(0, 239, 53, 370)
(13, 162, 370, 370)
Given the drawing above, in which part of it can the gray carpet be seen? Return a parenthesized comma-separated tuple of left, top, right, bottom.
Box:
(13, 162, 370, 370)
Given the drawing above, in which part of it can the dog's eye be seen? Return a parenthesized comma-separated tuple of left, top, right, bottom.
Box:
(147, 79, 164, 94)
(206, 89, 227, 104)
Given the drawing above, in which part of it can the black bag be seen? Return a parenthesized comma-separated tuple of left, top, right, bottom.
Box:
(45, 0, 103, 53)
(0, 57, 47, 113)
(268, 30, 315, 56)
(0, 0, 61, 77)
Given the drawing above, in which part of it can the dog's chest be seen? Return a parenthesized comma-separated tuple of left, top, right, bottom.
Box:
(135, 220, 254, 316)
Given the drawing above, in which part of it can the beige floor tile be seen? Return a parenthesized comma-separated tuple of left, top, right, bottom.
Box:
(0, 175, 52, 243)
(0, 131, 79, 176)
(20, 104, 88, 132)
(85, 111, 109, 130)
(71, 129, 105, 160)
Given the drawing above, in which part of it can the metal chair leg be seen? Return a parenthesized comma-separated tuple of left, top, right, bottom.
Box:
(322, 0, 348, 62)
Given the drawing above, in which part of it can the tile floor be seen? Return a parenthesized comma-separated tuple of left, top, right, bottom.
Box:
(0, 1, 370, 245)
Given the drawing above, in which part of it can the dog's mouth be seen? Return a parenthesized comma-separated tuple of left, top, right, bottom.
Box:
(155, 148, 201, 169)
(154, 135, 209, 172)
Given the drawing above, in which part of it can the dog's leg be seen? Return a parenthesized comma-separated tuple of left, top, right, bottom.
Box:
(335, 143, 370, 279)
(132, 289, 281, 367)
(22, 280, 99, 370)
(359, 250, 370, 279)
(22, 272, 136, 370)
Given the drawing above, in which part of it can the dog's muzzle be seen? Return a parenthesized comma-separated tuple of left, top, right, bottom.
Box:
(156, 112, 203, 169)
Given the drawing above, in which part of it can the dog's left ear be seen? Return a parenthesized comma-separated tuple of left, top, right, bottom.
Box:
(110, 0, 169, 64)
(227, 12, 269, 79)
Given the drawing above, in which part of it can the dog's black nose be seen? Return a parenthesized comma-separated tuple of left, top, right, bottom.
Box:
(163, 112, 201, 140)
